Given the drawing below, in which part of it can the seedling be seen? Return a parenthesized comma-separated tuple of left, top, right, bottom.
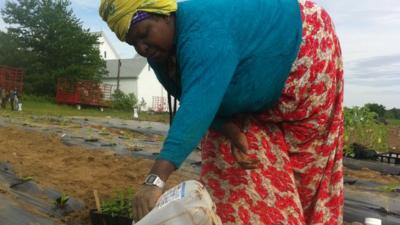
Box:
(99, 131, 110, 136)
(54, 193, 70, 209)
(9, 176, 33, 188)
(101, 189, 134, 218)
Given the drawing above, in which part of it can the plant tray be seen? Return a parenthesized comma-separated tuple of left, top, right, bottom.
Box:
(90, 209, 133, 225)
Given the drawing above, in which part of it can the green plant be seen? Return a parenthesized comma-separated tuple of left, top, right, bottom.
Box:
(54, 193, 70, 209)
(111, 90, 137, 111)
(378, 183, 400, 193)
(1, 0, 106, 96)
(99, 130, 110, 136)
(21, 95, 55, 103)
(22, 176, 33, 182)
(9, 176, 34, 188)
(101, 188, 134, 218)
(344, 106, 388, 156)
(0, 97, 169, 122)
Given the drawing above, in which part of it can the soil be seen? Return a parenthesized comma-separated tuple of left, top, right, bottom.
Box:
(0, 126, 196, 225)
(345, 167, 400, 185)
(1, 115, 399, 225)
(387, 125, 400, 152)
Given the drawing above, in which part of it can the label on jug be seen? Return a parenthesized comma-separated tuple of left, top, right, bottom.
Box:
(156, 182, 186, 209)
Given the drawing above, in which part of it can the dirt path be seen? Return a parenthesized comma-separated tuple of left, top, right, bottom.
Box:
(0, 126, 197, 225)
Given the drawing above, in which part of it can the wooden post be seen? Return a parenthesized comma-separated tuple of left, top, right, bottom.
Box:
(116, 59, 121, 91)
(93, 190, 102, 213)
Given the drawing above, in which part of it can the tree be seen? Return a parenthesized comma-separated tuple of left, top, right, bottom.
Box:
(364, 103, 386, 120)
(385, 108, 400, 120)
(1, 0, 106, 96)
(0, 31, 32, 67)
(344, 106, 388, 154)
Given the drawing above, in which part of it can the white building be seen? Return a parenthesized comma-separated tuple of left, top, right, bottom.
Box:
(92, 31, 120, 60)
(136, 61, 172, 112)
(103, 56, 174, 112)
(94, 31, 176, 112)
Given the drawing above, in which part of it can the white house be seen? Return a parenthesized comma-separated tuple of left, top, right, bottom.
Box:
(92, 31, 120, 60)
(136, 61, 172, 111)
(94, 31, 176, 111)
(103, 56, 175, 112)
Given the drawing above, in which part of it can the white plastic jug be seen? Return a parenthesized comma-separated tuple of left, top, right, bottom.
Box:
(133, 180, 222, 225)
(364, 218, 382, 225)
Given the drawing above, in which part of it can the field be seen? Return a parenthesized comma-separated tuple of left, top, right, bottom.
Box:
(0, 100, 193, 224)
(1, 100, 400, 224)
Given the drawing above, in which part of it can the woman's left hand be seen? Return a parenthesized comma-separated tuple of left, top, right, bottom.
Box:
(221, 122, 260, 169)
(132, 184, 163, 222)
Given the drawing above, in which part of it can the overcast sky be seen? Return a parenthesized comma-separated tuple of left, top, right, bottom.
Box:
(0, 0, 399, 108)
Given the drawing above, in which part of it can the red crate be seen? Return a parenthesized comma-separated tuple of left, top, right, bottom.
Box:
(56, 78, 113, 107)
(0, 66, 24, 94)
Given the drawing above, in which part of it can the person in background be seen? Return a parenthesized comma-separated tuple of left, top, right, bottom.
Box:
(9, 89, 19, 111)
(99, 0, 344, 224)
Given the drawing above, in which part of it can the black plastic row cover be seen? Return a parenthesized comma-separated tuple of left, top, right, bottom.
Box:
(0, 194, 55, 225)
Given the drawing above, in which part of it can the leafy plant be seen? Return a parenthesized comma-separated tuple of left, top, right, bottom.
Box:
(22, 176, 33, 182)
(21, 95, 55, 103)
(54, 193, 70, 209)
(111, 90, 137, 111)
(364, 103, 386, 121)
(101, 188, 134, 218)
(9, 176, 34, 188)
(344, 106, 388, 156)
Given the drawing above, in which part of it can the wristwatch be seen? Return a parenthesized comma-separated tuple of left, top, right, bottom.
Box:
(144, 174, 165, 189)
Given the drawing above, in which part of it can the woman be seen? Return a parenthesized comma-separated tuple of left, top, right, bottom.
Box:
(99, 0, 344, 224)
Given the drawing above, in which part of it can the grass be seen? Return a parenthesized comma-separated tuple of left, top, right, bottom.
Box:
(0, 97, 170, 123)
(387, 119, 400, 126)
(378, 183, 400, 193)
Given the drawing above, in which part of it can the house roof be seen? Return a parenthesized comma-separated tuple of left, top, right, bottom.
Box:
(104, 55, 148, 79)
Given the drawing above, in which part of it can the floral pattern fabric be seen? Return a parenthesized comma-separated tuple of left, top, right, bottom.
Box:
(200, 0, 344, 224)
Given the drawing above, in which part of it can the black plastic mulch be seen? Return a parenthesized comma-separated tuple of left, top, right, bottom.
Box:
(0, 162, 84, 225)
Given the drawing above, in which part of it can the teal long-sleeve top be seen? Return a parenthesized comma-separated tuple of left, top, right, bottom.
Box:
(149, 0, 303, 168)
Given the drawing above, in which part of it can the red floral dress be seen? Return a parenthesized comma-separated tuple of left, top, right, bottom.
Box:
(200, 0, 344, 224)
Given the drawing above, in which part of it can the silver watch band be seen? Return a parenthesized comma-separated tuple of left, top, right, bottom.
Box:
(144, 174, 165, 188)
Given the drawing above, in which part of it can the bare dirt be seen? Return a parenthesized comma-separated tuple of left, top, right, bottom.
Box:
(0, 126, 195, 225)
(345, 167, 400, 185)
(387, 125, 400, 152)
(1, 116, 400, 225)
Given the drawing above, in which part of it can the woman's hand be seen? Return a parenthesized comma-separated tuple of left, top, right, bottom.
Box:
(132, 184, 163, 222)
(132, 160, 175, 222)
(221, 121, 260, 169)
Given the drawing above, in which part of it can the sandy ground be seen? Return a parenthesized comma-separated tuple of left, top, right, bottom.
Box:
(1, 115, 400, 224)
(0, 126, 196, 225)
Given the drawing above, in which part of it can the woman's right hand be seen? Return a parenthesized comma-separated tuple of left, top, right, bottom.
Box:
(221, 121, 260, 169)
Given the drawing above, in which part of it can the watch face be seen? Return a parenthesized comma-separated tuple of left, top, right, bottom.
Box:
(147, 175, 157, 183)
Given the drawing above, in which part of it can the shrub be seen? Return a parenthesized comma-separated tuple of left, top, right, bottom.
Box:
(111, 90, 137, 111)
(21, 94, 54, 103)
(344, 106, 388, 156)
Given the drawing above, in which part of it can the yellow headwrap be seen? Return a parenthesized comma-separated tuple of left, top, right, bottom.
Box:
(99, 0, 177, 41)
